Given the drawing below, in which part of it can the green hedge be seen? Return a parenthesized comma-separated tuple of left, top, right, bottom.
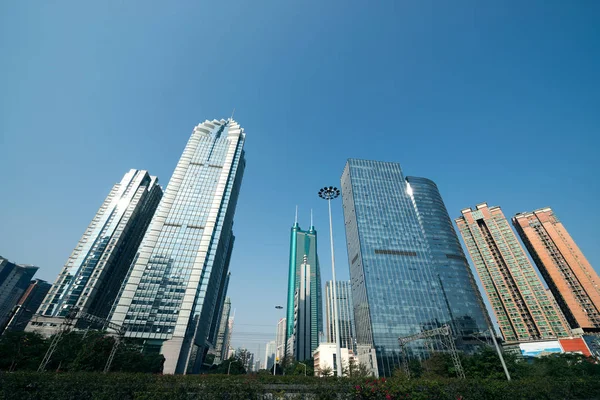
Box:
(1, 373, 599, 400)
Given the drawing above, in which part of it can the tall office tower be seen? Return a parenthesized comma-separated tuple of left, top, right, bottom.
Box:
(4, 279, 51, 333)
(264, 340, 276, 370)
(406, 177, 491, 337)
(456, 203, 570, 343)
(0, 257, 38, 331)
(276, 317, 286, 361)
(341, 159, 491, 376)
(513, 208, 600, 331)
(325, 280, 356, 349)
(289, 256, 315, 361)
(110, 119, 246, 374)
(28, 170, 162, 335)
(213, 297, 232, 364)
(285, 215, 322, 360)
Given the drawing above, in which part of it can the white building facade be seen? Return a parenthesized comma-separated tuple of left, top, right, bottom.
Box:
(313, 343, 355, 377)
(110, 119, 246, 374)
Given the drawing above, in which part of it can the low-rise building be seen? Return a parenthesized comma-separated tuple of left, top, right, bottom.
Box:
(313, 343, 355, 377)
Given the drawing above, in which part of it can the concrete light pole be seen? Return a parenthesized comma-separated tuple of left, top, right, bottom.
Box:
(318, 186, 343, 377)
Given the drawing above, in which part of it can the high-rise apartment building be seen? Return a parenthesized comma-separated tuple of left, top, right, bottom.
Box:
(213, 297, 232, 364)
(4, 279, 51, 333)
(0, 257, 38, 331)
(27, 169, 162, 336)
(276, 317, 286, 361)
(513, 208, 600, 331)
(325, 280, 355, 350)
(456, 203, 570, 342)
(286, 217, 322, 360)
(341, 159, 490, 376)
(110, 119, 246, 374)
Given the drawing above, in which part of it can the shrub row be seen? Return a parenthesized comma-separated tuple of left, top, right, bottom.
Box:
(1, 372, 600, 400)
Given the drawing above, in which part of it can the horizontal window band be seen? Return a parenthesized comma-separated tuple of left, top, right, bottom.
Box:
(374, 249, 417, 257)
(446, 254, 468, 261)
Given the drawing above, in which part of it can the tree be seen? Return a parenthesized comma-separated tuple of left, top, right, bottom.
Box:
(318, 362, 333, 377)
(71, 331, 113, 371)
(234, 348, 253, 372)
(343, 357, 372, 377)
(421, 353, 453, 378)
(217, 357, 246, 374)
(0, 331, 48, 371)
(463, 347, 521, 380)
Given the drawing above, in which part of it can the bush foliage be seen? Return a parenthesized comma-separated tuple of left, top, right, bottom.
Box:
(1, 372, 600, 400)
(2, 332, 600, 399)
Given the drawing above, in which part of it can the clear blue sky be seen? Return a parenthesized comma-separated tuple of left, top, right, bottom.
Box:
(1, 1, 599, 362)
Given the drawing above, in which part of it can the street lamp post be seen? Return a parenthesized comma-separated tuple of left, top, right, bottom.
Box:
(488, 330, 511, 381)
(318, 186, 343, 377)
(468, 330, 511, 381)
(298, 362, 307, 376)
(227, 360, 239, 375)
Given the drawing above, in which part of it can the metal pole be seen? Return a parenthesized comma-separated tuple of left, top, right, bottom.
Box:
(228, 360, 237, 375)
(328, 198, 343, 377)
(489, 330, 511, 381)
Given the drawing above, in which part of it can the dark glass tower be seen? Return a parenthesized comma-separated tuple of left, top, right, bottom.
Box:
(341, 159, 490, 376)
(285, 216, 322, 360)
(0, 257, 38, 331)
(4, 279, 51, 333)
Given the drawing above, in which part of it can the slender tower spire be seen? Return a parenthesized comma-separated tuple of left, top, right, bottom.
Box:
(295, 205, 299, 226)
(310, 209, 313, 228)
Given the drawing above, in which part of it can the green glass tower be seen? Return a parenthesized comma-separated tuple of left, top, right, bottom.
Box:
(286, 212, 322, 360)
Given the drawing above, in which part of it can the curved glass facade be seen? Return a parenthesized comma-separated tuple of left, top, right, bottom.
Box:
(341, 160, 450, 376)
(341, 160, 493, 376)
(406, 177, 490, 337)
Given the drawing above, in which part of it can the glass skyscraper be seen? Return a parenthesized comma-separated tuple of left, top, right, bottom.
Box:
(286, 217, 322, 360)
(341, 159, 490, 376)
(325, 280, 356, 350)
(406, 177, 491, 337)
(29, 169, 162, 336)
(110, 119, 246, 374)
